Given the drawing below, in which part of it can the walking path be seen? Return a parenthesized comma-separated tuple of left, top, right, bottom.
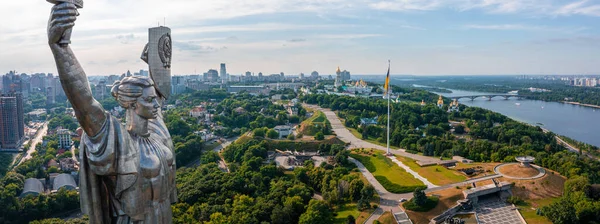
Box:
(493, 163, 545, 180)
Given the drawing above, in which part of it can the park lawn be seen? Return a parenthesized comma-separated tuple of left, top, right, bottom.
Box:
(517, 198, 557, 224)
(350, 152, 425, 193)
(334, 203, 373, 224)
(299, 111, 330, 136)
(377, 211, 395, 224)
(396, 156, 466, 185)
(347, 127, 399, 150)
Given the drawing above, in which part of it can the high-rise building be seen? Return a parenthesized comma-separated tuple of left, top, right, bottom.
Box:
(220, 63, 227, 83)
(341, 70, 351, 81)
(311, 71, 319, 79)
(57, 129, 72, 150)
(139, 70, 149, 77)
(245, 71, 251, 77)
(0, 93, 24, 151)
(258, 72, 263, 80)
(207, 69, 219, 82)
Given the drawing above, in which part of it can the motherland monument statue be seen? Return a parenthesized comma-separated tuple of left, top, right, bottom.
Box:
(47, 1, 176, 223)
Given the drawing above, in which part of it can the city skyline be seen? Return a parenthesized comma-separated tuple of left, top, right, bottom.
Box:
(2, 0, 600, 76)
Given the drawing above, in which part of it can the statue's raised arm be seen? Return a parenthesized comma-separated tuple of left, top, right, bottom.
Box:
(48, 3, 106, 136)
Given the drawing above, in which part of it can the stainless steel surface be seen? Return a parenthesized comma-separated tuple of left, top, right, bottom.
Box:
(47, 0, 83, 46)
(143, 27, 172, 99)
(47, 4, 176, 223)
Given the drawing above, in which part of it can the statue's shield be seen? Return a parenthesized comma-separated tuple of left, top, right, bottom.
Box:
(143, 26, 172, 99)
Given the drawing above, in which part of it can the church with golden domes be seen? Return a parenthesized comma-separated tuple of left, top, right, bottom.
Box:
(334, 66, 342, 88)
(447, 99, 460, 112)
(437, 95, 444, 109)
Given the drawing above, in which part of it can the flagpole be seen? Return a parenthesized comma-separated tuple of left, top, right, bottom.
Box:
(387, 60, 391, 156)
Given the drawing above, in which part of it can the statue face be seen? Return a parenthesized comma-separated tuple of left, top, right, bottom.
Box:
(135, 87, 160, 119)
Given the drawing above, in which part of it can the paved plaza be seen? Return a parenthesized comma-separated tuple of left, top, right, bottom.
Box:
(475, 196, 525, 224)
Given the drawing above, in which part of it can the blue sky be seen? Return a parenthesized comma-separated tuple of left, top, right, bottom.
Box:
(1, 0, 599, 76)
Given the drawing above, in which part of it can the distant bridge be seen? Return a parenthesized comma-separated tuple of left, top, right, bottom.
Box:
(450, 94, 522, 101)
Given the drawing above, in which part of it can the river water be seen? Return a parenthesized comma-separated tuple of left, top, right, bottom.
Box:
(426, 87, 600, 147)
(356, 75, 600, 147)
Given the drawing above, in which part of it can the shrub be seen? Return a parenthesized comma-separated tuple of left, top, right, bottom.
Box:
(403, 196, 439, 212)
(374, 176, 426, 194)
(315, 132, 325, 140)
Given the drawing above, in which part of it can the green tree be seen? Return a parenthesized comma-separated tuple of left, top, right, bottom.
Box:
(298, 200, 333, 224)
(542, 197, 579, 224)
(267, 129, 279, 139)
(347, 215, 356, 224)
(315, 132, 324, 140)
(413, 189, 427, 206)
(253, 128, 266, 138)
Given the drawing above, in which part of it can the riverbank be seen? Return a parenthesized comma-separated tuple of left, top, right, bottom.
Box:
(563, 101, 600, 109)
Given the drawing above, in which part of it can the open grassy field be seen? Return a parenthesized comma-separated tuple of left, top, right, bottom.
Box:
(299, 110, 330, 136)
(377, 211, 395, 224)
(333, 203, 373, 224)
(350, 151, 426, 193)
(396, 156, 467, 185)
(334, 203, 360, 224)
(517, 198, 556, 224)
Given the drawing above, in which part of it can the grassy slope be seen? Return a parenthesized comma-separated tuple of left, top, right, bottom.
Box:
(517, 198, 556, 224)
(377, 211, 395, 224)
(347, 126, 400, 150)
(299, 111, 329, 136)
(396, 156, 466, 186)
(350, 152, 425, 193)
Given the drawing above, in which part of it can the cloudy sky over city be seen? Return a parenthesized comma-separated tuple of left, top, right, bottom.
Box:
(1, 0, 600, 76)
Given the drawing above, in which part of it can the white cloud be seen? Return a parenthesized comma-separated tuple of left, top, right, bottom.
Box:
(315, 34, 384, 39)
(463, 24, 543, 30)
(463, 24, 589, 34)
(1, 0, 599, 75)
(555, 0, 600, 16)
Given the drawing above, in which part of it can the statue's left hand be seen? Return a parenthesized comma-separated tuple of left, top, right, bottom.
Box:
(48, 3, 78, 45)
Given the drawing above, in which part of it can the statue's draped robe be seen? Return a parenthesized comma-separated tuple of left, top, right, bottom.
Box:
(79, 113, 176, 223)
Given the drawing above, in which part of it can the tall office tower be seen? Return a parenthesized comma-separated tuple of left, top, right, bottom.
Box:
(245, 71, 251, 77)
(139, 70, 149, 77)
(258, 72, 263, 81)
(46, 87, 56, 105)
(220, 63, 227, 83)
(341, 70, 351, 81)
(0, 93, 24, 151)
(207, 69, 219, 82)
(311, 71, 319, 79)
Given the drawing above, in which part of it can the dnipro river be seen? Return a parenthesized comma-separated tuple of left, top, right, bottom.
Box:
(356, 76, 600, 147)
(425, 86, 600, 147)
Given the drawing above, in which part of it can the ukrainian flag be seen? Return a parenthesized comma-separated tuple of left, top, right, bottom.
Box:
(384, 60, 390, 95)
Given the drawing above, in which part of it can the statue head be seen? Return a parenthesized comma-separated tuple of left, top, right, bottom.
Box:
(111, 76, 159, 119)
